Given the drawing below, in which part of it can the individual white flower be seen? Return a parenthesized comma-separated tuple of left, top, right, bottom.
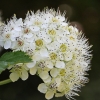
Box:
(55, 61, 65, 68)
(27, 61, 51, 82)
(0, 32, 12, 49)
(9, 63, 29, 82)
(0, 26, 17, 49)
(38, 77, 61, 100)
(22, 26, 33, 38)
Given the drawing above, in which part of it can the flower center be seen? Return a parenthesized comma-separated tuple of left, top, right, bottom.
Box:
(60, 69, 66, 76)
(17, 40, 24, 46)
(60, 44, 67, 52)
(49, 82, 57, 89)
(13, 64, 22, 71)
(38, 62, 45, 68)
(5, 34, 10, 39)
(24, 28, 30, 34)
(50, 52, 57, 60)
(35, 39, 43, 47)
(34, 21, 41, 25)
(48, 29, 56, 35)
(70, 36, 75, 41)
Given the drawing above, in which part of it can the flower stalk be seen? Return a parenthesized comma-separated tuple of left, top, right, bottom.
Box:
(0, 79, 12, 85)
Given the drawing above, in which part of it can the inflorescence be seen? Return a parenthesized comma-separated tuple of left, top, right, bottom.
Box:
(0, 8, 92, 100)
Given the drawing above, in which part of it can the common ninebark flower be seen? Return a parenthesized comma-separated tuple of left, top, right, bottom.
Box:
(0, 8, 92, 100)
(8, 63, 29, 82)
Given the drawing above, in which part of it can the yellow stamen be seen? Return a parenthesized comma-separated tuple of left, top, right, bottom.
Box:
(35, 39, 43, 47)
(5, 34, 10, 38)
(50, 52, 57, 60)
(70, 36, 75, 40)
(60, 44, 67, 52)
(48, 29, 56, 35)
(60, 69, 66, 76)
(34, 21, 41, 25)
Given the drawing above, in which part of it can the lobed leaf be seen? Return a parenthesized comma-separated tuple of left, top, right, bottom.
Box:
(0, 51, 32, 74)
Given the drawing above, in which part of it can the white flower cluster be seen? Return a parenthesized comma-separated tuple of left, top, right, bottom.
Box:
(0, 8, 92, 100)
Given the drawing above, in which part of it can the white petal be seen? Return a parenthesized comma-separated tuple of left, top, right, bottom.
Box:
(57, 82, 65, 92)
(10, 36, 16, 41)
(30, 26, 40, 31)
(61, 22, 68, 26)
(11, 41, 16, 49)
(40, 48, 49, 57)
(43, 76, 51, 83)
(56, 16, 65, 21)
(38, 83, 48, 93)
(55, 61, 65, 69)
(24, 20, 32, 25)
(55, 93, 64, 97)
(57, 36, 66, 43)
(67, 41, 77, 50)
(10, 72, 19, 82)
(16, 18, 23, 25)
(45, 90, 55, 100)
(57, 30, 66, 37)
(21, 70, 28, 80)
(26, 62, 36, 68)
(64, 52, 72, 61)
(24, 33, 33, 38)
(14, 26, 21, 31)
(45, 61, 53, 69)
(26, 38, 34, 42)
(41, 23, 48, 28)
(30, 66, 37, 75)
(50, 68, 59, 77)
(52, 41, 60, 50)
(32, 53, 42, 61)
(46, 41, 60, 51)
(39, 71, 49, 80)
(80, 61, 88, 67)
(38, 32, 51, 43)
(58, 52, 64, 60)
(55, 77, 61, 87)
(66, 30, 70, 35)
(44, 37, 52, 43)
(4, 41, 11, 49)
(12, 31, 20, 37)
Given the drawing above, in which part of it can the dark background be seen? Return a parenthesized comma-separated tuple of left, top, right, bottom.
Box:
(0, 0, 100, 100)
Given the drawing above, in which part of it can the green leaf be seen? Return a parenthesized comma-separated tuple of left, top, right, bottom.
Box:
(0, 61, 8, 74)
(0, 51, 32, 63)
(0, 51, 32, 74)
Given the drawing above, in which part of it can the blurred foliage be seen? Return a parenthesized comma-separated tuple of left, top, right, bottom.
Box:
(0, 0, 100, 100)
